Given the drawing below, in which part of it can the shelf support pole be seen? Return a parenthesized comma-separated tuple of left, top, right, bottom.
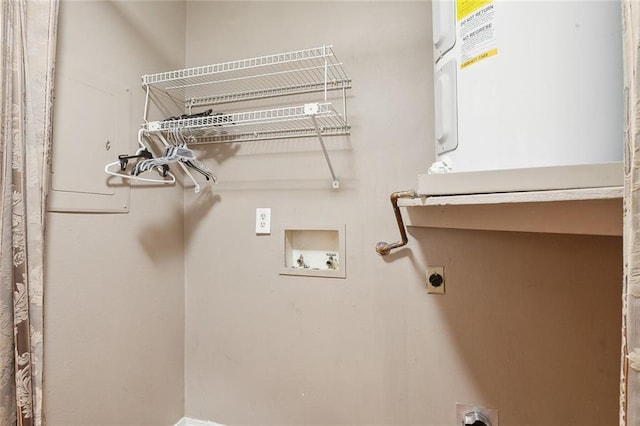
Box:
(142, 85, 150, 123)
(342, 87, 348, 123)
(310, 114, 339, 189)
(323, 45, 328, 101)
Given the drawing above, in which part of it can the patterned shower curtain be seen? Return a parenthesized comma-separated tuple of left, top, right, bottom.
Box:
(0, 1, 58, 425)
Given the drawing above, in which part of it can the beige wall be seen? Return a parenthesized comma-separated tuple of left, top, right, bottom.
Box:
(183, 2, 622, 425)
(44, 2, 186, 425)
(42, 1, 623, 425)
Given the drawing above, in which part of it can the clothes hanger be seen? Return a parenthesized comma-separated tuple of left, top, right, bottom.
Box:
(134, 131, 217, 183)
(117, 148, 152, 171)
(173, 130, 218, 183)
(104, 129, 177, 185)
(168, 128, 217, 182)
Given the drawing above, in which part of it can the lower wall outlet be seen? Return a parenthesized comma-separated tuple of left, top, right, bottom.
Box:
(426, 266, 445, 294)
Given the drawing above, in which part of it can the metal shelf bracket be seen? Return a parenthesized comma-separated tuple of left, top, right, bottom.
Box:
(308, 103, 339, 189)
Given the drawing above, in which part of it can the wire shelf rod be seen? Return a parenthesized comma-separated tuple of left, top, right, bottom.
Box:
(185, 119, 350, 144)
(142, 46, 341, 86)
(171, 67, 346, 102)
(164, 62, 348, 95)
(187, 81, 351, 107)
(143, 103, 348, 140)
(187, 125, 350, 144)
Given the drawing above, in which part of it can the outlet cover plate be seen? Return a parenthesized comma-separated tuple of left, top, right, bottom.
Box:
(256, 208, 271, 234)
(426, 266, 445, 294)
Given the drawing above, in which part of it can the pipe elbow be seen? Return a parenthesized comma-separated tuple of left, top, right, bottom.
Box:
(376, 190, 418, 256)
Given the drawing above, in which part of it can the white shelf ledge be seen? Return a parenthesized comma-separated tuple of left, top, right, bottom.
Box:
(400, 186, 623, 207)
(399, 187, 623, 236)
(418, 162, 623, 195)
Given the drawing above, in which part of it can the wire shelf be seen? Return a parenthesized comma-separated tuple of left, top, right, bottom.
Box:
(143, 103, 349, 144)
(142, 45, 352, 107)
(136, 46, 351, 188)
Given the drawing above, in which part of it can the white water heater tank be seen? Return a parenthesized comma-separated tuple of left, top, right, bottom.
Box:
(431, 0, 623, 175)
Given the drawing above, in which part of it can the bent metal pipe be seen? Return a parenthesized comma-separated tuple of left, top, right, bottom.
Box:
(376, 190, 418, 256)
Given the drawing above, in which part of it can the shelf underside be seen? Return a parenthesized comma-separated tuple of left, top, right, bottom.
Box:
(142, 46, 351, 107)
(143, 103, 349, 143)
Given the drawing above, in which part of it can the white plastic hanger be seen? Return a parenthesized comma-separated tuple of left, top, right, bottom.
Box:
(151, 129, 217, 194)
(104, 129, 177, 185)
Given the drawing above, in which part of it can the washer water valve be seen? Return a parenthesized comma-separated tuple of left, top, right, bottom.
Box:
(326, 253, 338, 270)
(296, 254, 309, 269)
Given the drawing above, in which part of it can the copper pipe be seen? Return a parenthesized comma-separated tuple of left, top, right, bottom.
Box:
(376, 190, 418, 256)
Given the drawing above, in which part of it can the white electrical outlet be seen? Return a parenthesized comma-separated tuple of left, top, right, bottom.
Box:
(255, 208, 271, 234)
(426, 266, 445, 294)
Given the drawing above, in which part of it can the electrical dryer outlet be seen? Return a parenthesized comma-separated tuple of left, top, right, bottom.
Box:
(426, 266, 445, 294)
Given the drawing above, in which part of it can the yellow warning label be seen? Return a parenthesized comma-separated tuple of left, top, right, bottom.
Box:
(460, 48, 498, 69)
(457, 0, 493, 21)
